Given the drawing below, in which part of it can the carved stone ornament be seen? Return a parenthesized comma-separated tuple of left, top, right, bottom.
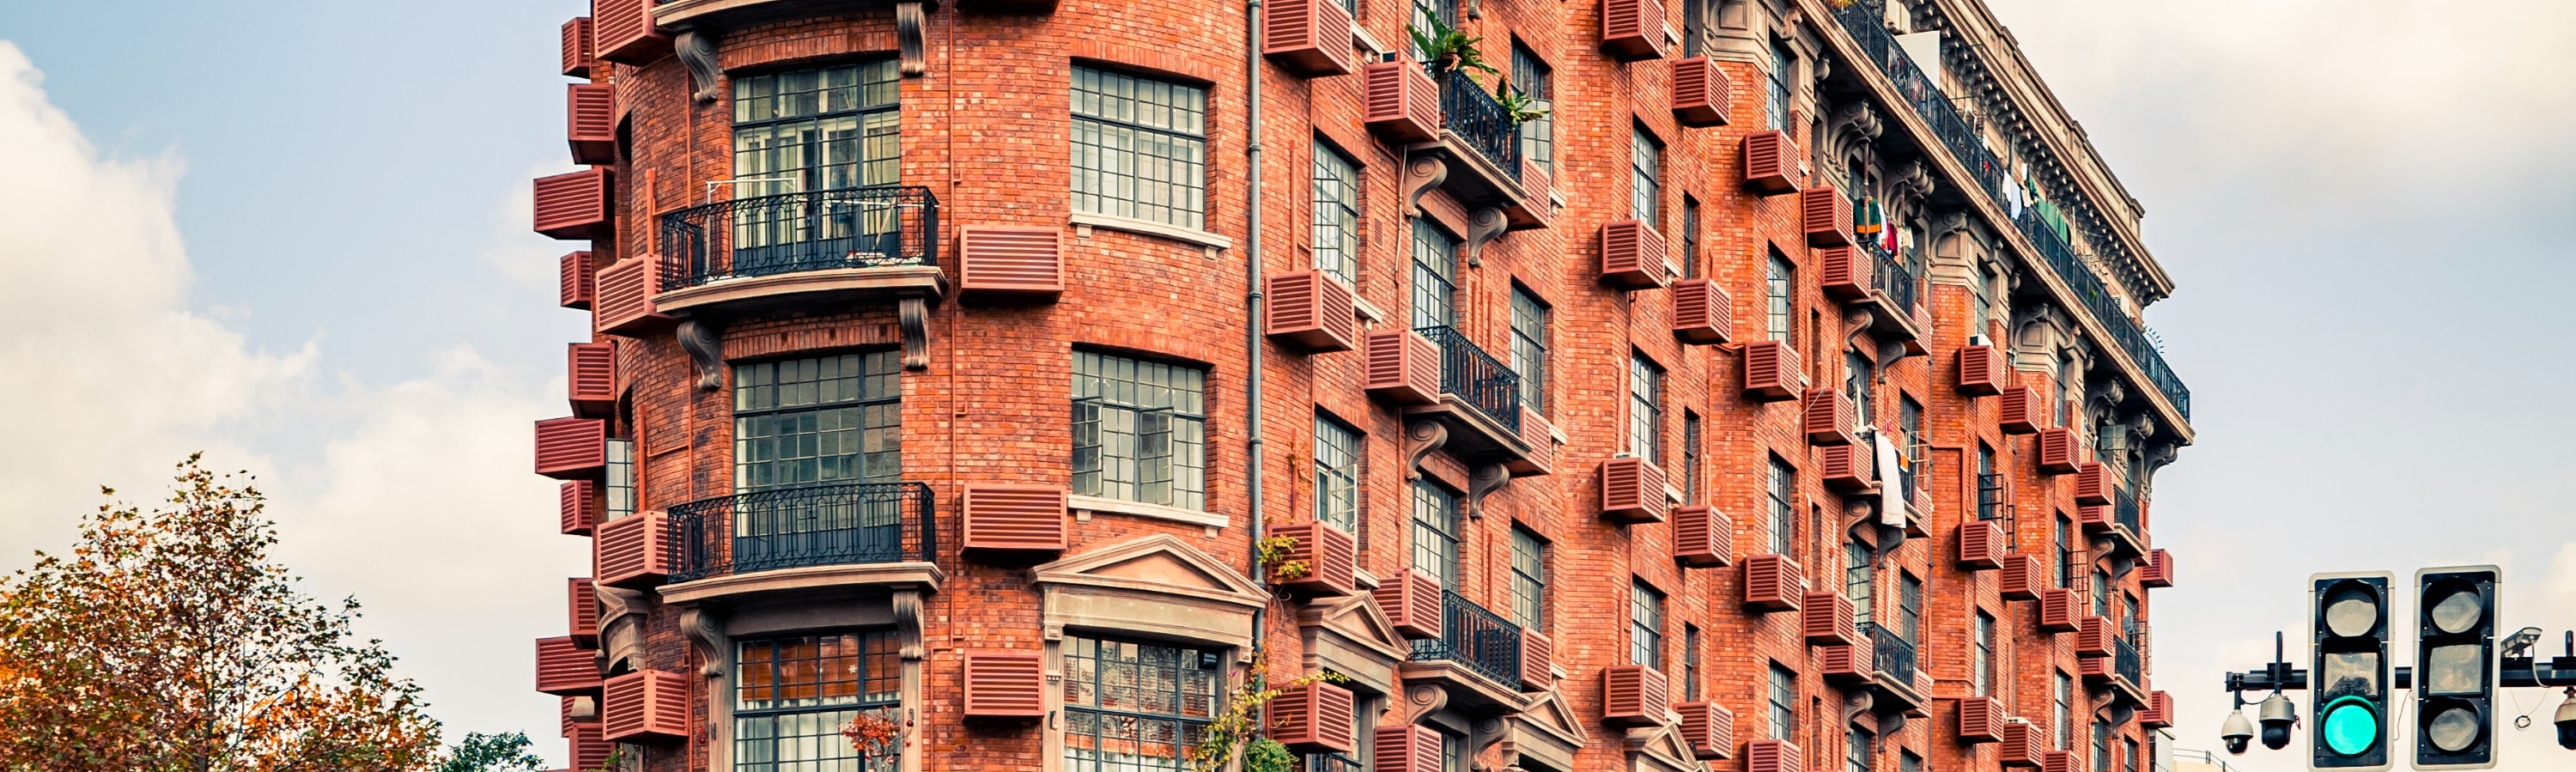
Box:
(1402, 155, 1449, 216)
(1468, 714, 1511, 772)
(1396, 682, 1451, 725)
(899, 295, 931, 370)
(1403, 420, 1449, 482)
(595, 585, 654, 674)
(1464, 207, 1508, 267)
(896, 2, 927, 76)
(1465, 462, 1511, 520)
(677, 319, 724, 391)
(893, 589, 927, 661)
(675, 30, 721, 104)
(680, 605, 729, 678)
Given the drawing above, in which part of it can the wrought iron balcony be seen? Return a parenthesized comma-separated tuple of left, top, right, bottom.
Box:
(1409, 588, 1525, 691)
(1307, 752, 1363, 772)
(2115, 486, 2142, 535)
(1863, 622, 1917, 685)
(659, 185, 939, 292)
(1436, 69, 1524, 185)
(1413, 325, 1522, 435)
(1828, 0, 2189, 420)
(668, 481, 936, 583)
(2113, 634, 2145, 694)
(1863, 240, 1917, 318)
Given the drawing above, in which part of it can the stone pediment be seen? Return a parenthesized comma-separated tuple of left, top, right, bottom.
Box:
(1507, 687, 1591, 772)
(1303, 592, 1408, 657)
(1297, 592, 1409, 696)
(1033, 533, 1267, 611)
(1622, 720, 1706, 772)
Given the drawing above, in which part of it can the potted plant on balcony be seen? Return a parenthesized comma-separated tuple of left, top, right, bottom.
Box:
(1406, 15, 1496, 76)
(1492, 80, 1551, 127)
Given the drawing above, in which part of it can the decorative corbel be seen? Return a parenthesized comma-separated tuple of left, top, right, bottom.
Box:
(1465, 463, 1511, 520)
(679, 605, 730, 678)
(594, 585, 653, 674)
(899, 295, 931, 370)
(1463, 207, 1508, 267)
(1403, 420, 1449, 482)
(893, 588, 927, 662)
(1401, 155, 1448, 216)
(674, 30, 722, 104)
(1840, 690, 1875, 728)
(896, 2, 927, 76)
(1467, 714, 1512, 772)
(1394, 682, 1451, 725)
(677, 319, 725, 392)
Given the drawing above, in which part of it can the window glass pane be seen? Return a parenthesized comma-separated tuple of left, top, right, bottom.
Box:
(1768, 40, 1793, 131)
(1681, 412, 1703, 503)
(736, 631, 900, 772)
(1629, 355, 1662, 463)
(1768, 664, 1797, 740)
(1510, 527, 1547, 630)
(733, 61, 900, 194)
(734, 352, 902, 491)
(1411, 221, 1458, 330)
(1513, 44, 1552, 173)
(1768, 458, 1795, 555)
(1312, 145, 1362, 283)
(1411, 482, 1461, 587)
(1072, 352, 1207, 509)
(1313, 416, 1361, 532)
(1630, 581, 1663, 668)
(1846, 542, 1874, 627)
(1063, 635, 1223, 772)
(1072, 66, 1208, 229)
(1766, 252, 1795, 343)
(1631, 127, 1661, 226)
(1510, 289, 1550, 414)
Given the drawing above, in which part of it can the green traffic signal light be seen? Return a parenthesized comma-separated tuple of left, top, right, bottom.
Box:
(2321, 696, 2380, 757)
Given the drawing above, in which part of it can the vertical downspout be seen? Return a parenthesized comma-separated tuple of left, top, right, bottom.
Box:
(1244, 0, 1269, 653)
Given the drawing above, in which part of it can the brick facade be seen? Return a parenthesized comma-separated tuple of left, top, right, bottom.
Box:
(530, 2, 2191, 772)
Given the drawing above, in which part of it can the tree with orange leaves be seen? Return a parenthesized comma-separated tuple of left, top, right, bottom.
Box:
(0, 454, 443, 771)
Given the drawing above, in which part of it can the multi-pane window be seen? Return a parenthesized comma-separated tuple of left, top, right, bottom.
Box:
(1063, 636, 1223, 772)
(2093, 721, 2112, 772)
(732, 60, 901, 195)
(1072, 66, 1208, 229)
(1845, 542, 1874, 627)
(1681, 197, 1701, 278)
(1902, 752, 1922, 772)
(1971, 264, 1996, 337)
(1768, 457, 1796, 555)
(1899, 397, 1923, 464)
(2124, 739, 2141, 772)
(1768, 663, 1797, 740)
(1683, 0, 1707, 58)
(1631, 126, 1662, 227)
(2054, 672, 2074, 749)
(1412, 481, 1461, 588)
(1510, 288, 1550, 414)
(1510, 526, 1548, 631)
(1630, 580, 1664, 669)
(1311, 143, 1362, 283)
(1766, 252, 1795, 343)
(1682, 624, 1702, 701)
(1629, 354, 1665, 464)
(1845, 352, 1874, 429)
(1313, 415, 1361, 533)
(1977, 443, 2000, 520)
(736, 631, 901, 772)
(1847, 727, 1874, 772)
(2093, 571, 2111, 616)
(2055, 516, 2075, 587)
(2057, 354, 2079, 428)
(605, 438, 635, 520)
(1072, 351, 1206, 510)
(1410, 0, 1458, 60)
(1412, 220, 1459, 330)
(1898, 572, 1923, 644)
(1681, 412, 1704, 503)
(1767, 40, 1793, 131)
(1513, 43, 1553, 175)
(1974, 611, 1996, 696)
(735, 352, 903, 491)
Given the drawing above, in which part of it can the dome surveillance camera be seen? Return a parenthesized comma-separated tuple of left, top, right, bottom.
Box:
(2258, 692, 2300, 751)
(2221, 708, 2256, 756)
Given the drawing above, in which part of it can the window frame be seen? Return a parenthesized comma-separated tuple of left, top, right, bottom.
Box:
(1061, 635, 1226, 772)
(1631, 125, 1663, 228)
(734, 630, 902, 772)
(1310, 141, 1363, 284)
(1411, 479, 1462, 588)
(1072, 350, 1209, 510)
(1411, 219, 1460, 331)
(1974, 611, 1996, 696)
(732, 351, 904, 493)
(1512, 43, 1554, 176)
(1682, 623, 1702, 702)
(1630, 579, 1665, 670)
(1681, 410, 1704, 503)
(1845, 541, 1874, 628)
(1510, 526, 1549, 631)
(1312, 414, 1362, 534)
(1768, 663, 1797, 741)
(1629, 353, 1664, 465)
(1070, 65, 1211, 230)
(1768, 456, 1796, 555)
(730, 59, 902, 195)
(1510, 286, 1552, 415)
(1766, 251, 1795, 343)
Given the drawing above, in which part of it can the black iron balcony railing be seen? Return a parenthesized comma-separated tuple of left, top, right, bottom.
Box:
(1435, 69, 1524, 182)
(1827, 1, 2190, 420)
(1409, 588, 1524, 689)
(1862, 622, 1918, 685)
(1861, 239, 1918, 318)
(1413, 325, 1522, 435)
(1307, 752, 1363, 772)
(658, 185, 940, 292)
(668, 481, 936, 583)
(1977, 472, 2007, 521)
(2113, 634, 2143, 687)
(2114, 486, 2142, 535)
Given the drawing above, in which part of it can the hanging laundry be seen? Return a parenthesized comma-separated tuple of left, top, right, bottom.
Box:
(1855, 198, 1886, 236)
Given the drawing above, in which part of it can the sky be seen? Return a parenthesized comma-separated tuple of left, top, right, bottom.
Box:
(0, 0, 2572, 769)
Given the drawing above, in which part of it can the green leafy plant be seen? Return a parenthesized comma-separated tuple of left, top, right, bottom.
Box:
(1406, 15, 1497, 76)
(1257, 529, 1310, 582)
(439, 732, 548, 772)
(1187, 650, 1350, 772)
(1492, 82, 1551, 126)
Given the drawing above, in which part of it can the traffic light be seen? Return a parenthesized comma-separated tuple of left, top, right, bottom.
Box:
(2415, 566, 2500, 770)
(2312, 571, 2393, 770)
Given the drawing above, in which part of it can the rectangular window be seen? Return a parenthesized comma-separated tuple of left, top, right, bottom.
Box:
(1412, 481, 1461, 587)
(1631, 126, 1662, 227)
(2123, 739, 2140, 772)
(2093, 721, 2111, 772)
(1972, 264, 1996, 337)
(1630, 354, 1664, 464)
(1440, 730, 1467, 772)
(1766, 251, 1795, 343)
(732, 60, 901, 194)
(1510, 526, 1548, 631)
(1845, 542, 1874, 628)
(1844, 351, 1874, 429)
(1973, 611, 1997, 697)
(1631, 580, 1665, 669)
(2054, 671, 2074, 749)
(734, 352, 903, 491)
(1411, 0, 1460, 59)
(1899, 397, 1923, 486)
(1847, 727, 1874, 772)
(1767, 40, 1793, 131)
(1977, 443, 2000, 520)
(1902, 751, 1922, 772)
(1313, 415, 1361, 533)
(736, 631, 901, 772)
(1681, 411, 1704, 503)
(1513, 43, 1553, 175)
(2055, 516, 2075, 587)
(1311, 143, 1362, 283)
(1899, 572, 1923, 644)
(1510, 287, 1550, 414)
(1681, 196, 1702, 278)
(1768, 663, 1797, 740)
(1411, 220, 1459, 330)
(1063, 635, 1224, 772)
(1072, 351, 1207, 510)
(1683, 0, 1707, 58)
(1768, 457, 1795, 555)
(1682, 624, 1702, 701)
(2093, 571, 2111, 616)
(605, 438, 635, 520)
(1071, 66, 1209, 229)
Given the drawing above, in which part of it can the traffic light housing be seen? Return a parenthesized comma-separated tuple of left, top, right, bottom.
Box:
(2312, 571, 2393, 770)
(2415, 566, 2500, 770)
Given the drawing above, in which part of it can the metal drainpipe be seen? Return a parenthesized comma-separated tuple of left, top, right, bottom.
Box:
(1244, 0, 1269, 654)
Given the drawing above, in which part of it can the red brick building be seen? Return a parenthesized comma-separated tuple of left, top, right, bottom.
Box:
(526, 1, 2192, 771)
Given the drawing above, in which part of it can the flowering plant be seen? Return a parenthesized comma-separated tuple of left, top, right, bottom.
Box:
(842, 711, 911, 760)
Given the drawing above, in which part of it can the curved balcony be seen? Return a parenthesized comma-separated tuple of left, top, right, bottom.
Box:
(1401, 589, 1530, 712)
(1860, 622, 1928, 714)
(652, 186, 945, 318)
(1401, 325, 1546, 479)
(657, 481, 942, 605)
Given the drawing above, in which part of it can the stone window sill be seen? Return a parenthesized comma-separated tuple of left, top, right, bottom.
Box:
(1069, 494, 1230, 531)
(1072, 212, 1234, 251)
